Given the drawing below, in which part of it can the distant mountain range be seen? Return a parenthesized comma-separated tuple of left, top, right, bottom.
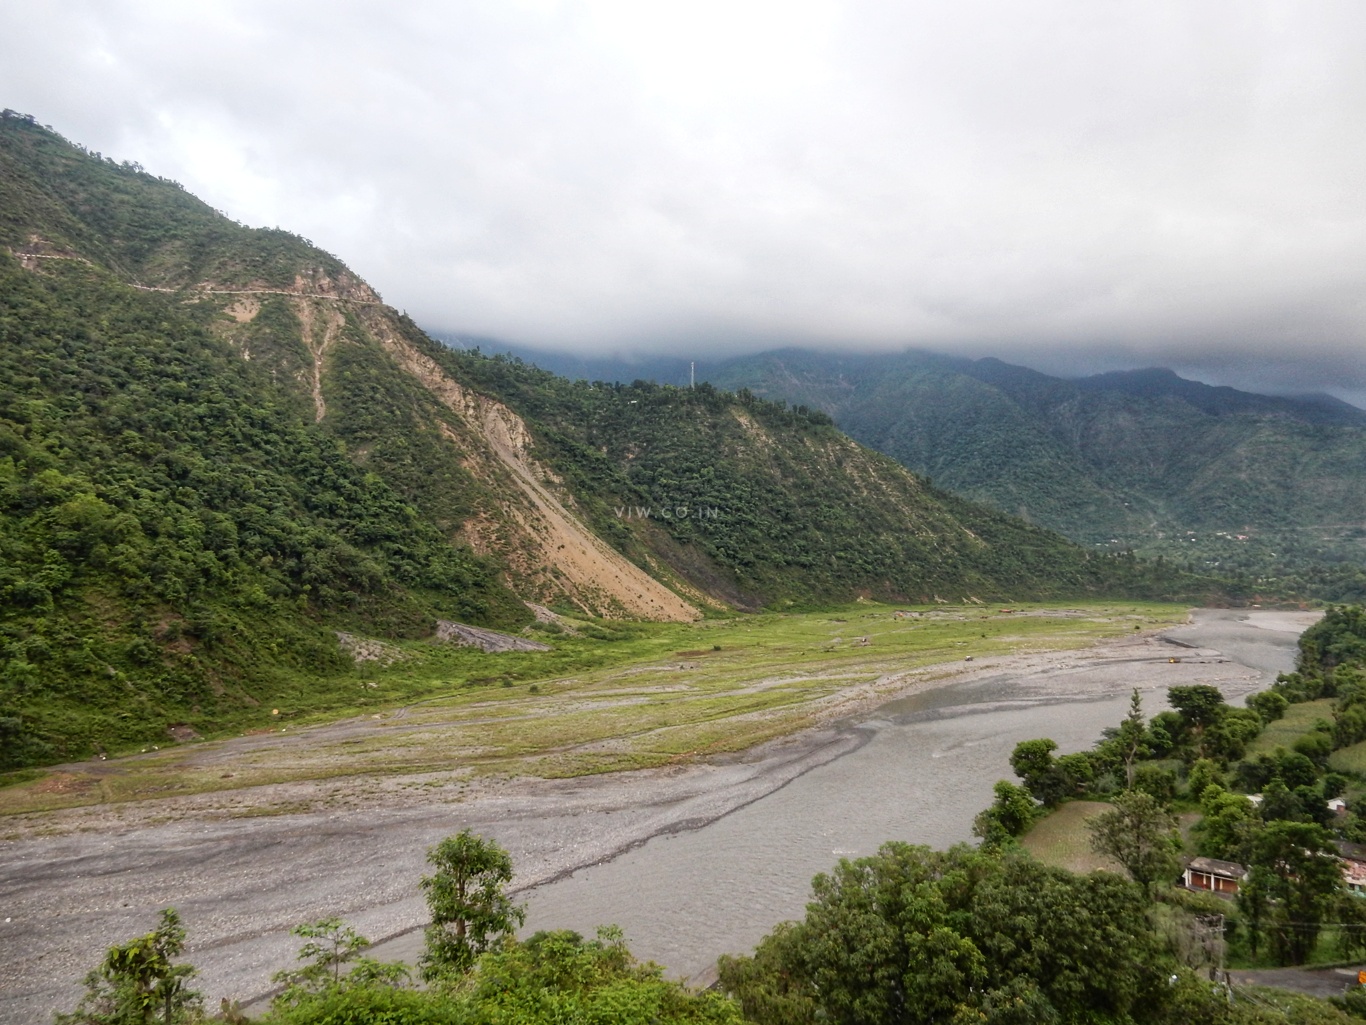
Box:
(0, 112, 1207, 766)
(474, 345, 1366, 600)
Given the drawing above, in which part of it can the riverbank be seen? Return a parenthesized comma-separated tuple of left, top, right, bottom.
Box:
(0, 603, 1181, 819)
(0, 607, 1311, 1022)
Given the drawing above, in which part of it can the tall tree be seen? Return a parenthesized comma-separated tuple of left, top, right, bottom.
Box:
(420, 830, 526, 980)
(1245, 821, 1342, 965)
(1167, 685, 1227, 758)
(1086, 790, 1182, 893)
(55, 908, 200, 1025)
(1011, 738, 1068, 806)
(1115, 688, 1150, 788)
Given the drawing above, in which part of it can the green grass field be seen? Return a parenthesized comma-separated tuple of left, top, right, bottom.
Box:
(1020, 801, 1125, 874)
(1245, 698, 1335, 758)
(0, 602, 1187, 815)
(1329, 740, 1366, 774)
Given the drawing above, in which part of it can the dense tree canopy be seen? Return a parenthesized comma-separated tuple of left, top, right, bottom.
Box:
(718, 843, 1167, 1025)
(1086, 789, 1182, 892)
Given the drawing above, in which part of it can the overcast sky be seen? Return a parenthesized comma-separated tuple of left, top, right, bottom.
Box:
(5, 1, 1365, 403)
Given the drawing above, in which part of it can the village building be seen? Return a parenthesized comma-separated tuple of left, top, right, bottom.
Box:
(1337, 841, 1366, 895)
(1182, 857, 1246, 896)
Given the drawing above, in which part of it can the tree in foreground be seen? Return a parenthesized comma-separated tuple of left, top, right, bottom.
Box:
(419, 829, 525, 980)
(271, 917, 408, 1007)
(55, 908, 201, 1025)
(719, 843, 1167, 1025)
(1086, 789, 1183, 893)
(1240, 821, 1342, 965)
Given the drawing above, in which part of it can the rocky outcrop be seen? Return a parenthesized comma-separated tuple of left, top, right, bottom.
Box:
(434, 620, 551, 653)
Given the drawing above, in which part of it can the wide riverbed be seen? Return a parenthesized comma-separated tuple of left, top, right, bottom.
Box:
(0, 609, 1315, 1021)
(514, 608, 1309, 982)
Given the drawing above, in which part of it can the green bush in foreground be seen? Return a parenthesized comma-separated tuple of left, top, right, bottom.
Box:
(54, 908, 201, 1025)
(262, 986, 460, 1025)
(271, 918, 409, 1008)
(458, 927, 741, 1025)
(261, 928, 740, 1025)
(720, 842, 1164, 1025)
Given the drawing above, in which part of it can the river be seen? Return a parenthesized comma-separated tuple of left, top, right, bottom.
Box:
(1, 609, 1317, 1022)
(516, 609, 1312, 982)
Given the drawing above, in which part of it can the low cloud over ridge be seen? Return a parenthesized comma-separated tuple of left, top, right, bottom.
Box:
(3, 1, 1364, 403)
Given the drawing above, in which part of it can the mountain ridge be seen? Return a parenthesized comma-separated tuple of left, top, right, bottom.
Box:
(477, 342, 1365, 423)
(478, 341, 1366, 601)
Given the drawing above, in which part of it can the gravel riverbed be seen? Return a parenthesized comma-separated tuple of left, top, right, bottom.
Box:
(0, 609, 1316, 1022)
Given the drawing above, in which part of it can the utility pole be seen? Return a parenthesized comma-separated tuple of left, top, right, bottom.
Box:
(1192, 913, 1228, 996)
(690, 361, 695, 389)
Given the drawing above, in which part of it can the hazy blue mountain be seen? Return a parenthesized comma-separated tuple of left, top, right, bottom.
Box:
(480, 343, 1366, 600)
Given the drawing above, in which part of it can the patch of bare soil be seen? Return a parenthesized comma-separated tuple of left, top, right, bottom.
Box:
(30, 772, 99, 796)
(525, 603, 581, 636)
(434, 620, 551, 653)
(295, 299, 344, 422)
(223, 297, 259, 323)
(335, 631, 408, 664)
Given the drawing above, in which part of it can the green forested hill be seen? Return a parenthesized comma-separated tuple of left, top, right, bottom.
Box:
(412, 350, 1206, 610)
(0, 111, 1213, 767)
(691, 350, 1366, 601)
(0, 119, 535, 765)
(494, 345, 1366, 600)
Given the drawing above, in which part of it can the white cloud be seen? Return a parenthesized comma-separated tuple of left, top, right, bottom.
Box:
(3, 0, 1364, 397)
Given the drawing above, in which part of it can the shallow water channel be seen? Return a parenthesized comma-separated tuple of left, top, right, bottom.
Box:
(517, 610, 1306, 982)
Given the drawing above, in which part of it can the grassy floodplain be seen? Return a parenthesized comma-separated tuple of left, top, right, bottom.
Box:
(0, 602, 1187, 816)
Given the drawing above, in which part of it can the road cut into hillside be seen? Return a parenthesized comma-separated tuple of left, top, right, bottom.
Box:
(0, 609, 1317, 1023)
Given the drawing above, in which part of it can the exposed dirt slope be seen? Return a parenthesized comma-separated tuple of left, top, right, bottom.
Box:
(186, 265, 702, 621)
(365, 313, 700, 621)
